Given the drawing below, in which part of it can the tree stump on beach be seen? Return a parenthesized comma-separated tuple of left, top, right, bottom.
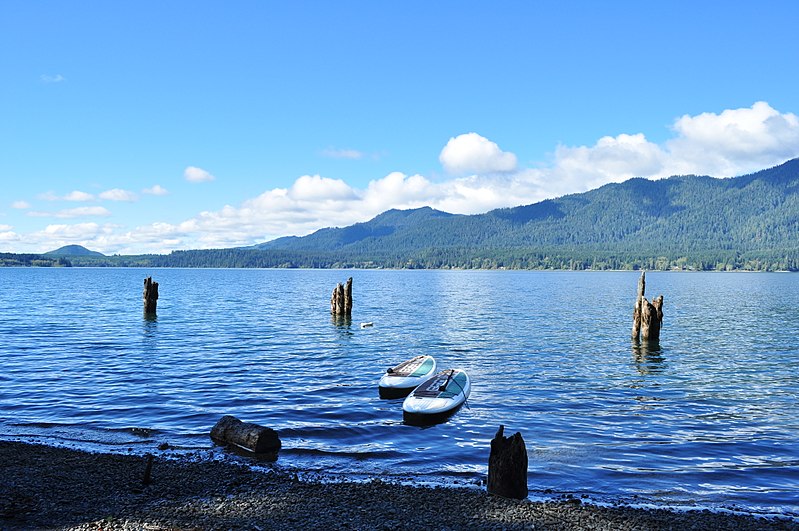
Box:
(632, 271, 663, 341)
(143, 277, 159, 315)
(487, 425, 528, 499)
(330, 277, 353, 316)
(210, 415, 281, 455)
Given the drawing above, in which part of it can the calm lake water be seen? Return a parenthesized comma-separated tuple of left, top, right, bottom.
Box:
(1, 268, 797, 515)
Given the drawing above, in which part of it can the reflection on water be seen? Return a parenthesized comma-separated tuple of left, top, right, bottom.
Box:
(632, 340, 665, 375)
(331, 315, 354, 337)
(141, 315, 158, 355)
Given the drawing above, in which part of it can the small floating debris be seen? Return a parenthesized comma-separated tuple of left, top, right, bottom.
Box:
(360, 322, 374, 328)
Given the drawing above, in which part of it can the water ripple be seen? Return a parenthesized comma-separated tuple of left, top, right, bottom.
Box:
(1, 268, 798, 514)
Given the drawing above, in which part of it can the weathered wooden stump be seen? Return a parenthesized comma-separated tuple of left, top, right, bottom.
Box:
(487, 425, 528, 499)
(632, 271, 663, 341)
(143, 276, 159, 315)
(330, 277, 353, 316)
(210, 415, 281, 455)
(142, 453, 154, 485)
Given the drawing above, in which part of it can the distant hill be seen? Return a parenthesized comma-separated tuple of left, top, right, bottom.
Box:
(45, 245, 105, 257)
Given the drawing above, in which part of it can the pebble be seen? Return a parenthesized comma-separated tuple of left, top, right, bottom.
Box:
(1, 441, 797, 531)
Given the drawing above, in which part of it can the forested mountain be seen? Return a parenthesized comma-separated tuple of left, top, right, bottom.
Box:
(233, 158, 799, 271)
(5, 158, 799, 270)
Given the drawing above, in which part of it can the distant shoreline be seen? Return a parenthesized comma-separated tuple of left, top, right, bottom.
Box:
(1, 261, 797, 273)
(2, 440, 796, 530)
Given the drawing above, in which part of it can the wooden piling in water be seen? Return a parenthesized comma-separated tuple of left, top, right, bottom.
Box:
(632, 271, 663, 342)
(487, 425, 528, 499)
(143, 277, 159, 315)
(330, 277, 353, 316)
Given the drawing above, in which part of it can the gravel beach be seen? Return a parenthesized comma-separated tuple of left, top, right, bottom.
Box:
(1, 441, 797, 531)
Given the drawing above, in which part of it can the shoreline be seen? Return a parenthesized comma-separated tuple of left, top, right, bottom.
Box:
(2, 441, 797, 531)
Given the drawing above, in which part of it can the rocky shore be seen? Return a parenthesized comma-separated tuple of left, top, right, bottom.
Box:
(1, 441, 797, 531)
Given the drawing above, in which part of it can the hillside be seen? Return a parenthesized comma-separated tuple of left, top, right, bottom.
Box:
(45, 245, 105, 257)
(231, 158, 798, 270)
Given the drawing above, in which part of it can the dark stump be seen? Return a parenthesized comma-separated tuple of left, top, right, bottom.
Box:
(143, 276, 159, 315)
(487, 425, 528, 499)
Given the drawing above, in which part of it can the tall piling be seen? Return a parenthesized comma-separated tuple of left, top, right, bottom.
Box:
(632, 271, 663, 342)
(143, 276, 159, 315)
(330, 277, 353, 316)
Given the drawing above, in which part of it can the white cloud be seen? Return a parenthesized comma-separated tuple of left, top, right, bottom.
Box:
(99, 188, 138, 202)
(184, 166, 215, 183)
(0, 224, 12, 231)
(321, 148, 364, 160)
(0, 230, 19, 242)
(29, 206, 111, 219)
(143, 184, 169, 196)
(12, 201, 30, 209)
(290, 175, 358, 201)
(40, 74, 65, 83)
(440, 132, 518, 175)
(64, 190, 94, 201)
(665, 101, 799, 177)
(100, 188, 139, 202)
(543, 101, 799, 196)
(364, 172, 438, 208)
(32, 223, 106, 249)
(547, 133, 667, 195)
(40, 190, 95, 202)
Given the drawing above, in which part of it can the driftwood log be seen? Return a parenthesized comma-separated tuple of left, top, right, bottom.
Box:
(210, 415, 281, 455)
(143, 276, 159, 315)
(487, 425, 528, 499)
(330, 277, 353, 316)
(632, 271, 663, 341)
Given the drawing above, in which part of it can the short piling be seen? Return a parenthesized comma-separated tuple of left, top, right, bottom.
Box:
(487, 425, 528, 499)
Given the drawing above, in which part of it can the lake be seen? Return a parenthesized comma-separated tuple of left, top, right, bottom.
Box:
(1, 268, 797, 516)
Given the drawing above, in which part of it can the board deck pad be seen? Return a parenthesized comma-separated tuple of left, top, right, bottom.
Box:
(412, 370, 466, 398)
(388, 356, 433, 378)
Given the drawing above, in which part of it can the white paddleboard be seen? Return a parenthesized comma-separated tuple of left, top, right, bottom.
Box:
(379, 355, 437, 398)
(402, 369, 471, 425)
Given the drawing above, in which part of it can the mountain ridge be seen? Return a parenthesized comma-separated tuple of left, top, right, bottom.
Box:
(252, 158, 799, 264)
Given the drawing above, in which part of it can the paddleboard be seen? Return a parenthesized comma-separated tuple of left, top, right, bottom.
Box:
(378, 355, 437, 399)
(402, 368, 471, 425)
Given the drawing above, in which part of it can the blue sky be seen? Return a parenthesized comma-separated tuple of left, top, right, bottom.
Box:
(2, 1, 798, 254)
